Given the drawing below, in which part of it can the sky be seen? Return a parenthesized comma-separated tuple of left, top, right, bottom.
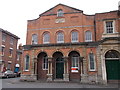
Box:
(0, 0, 120, 46)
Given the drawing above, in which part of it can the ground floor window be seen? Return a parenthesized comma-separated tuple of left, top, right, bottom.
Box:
(71, 56, 79, 72)
(89, 53, 95, 71)
(42, 56, 48, 70)
(25, 55, 30, 71)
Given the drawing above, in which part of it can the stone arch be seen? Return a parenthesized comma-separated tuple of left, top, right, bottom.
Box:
(37, 51, 48, 80)
(51, 50, 65, 57)
(104, 49, 120, 82)
(52, 51, 64, 79)
(67, 49, 80, 57)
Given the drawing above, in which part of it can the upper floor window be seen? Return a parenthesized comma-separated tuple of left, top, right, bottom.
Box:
(57, 9, 64, 17)
(57, 32, 64, 43)
(17, 53, 20, 61)
(105, 21, 114, 34)
(1, 45, 5, 56)
(43, 32, 50, 44)
(32, 34, 38, 44)
(9, 48, 13, 57)
(25, 55, 30, 71)
(89, 53, 96, 71)
(2, 34, 6, 42)
(71, 31, 78, 43)
(85, 31, 92, 42)
(10, 37, 14, 45)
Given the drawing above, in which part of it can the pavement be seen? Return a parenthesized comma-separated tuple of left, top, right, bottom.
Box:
(1, 78, 119, 88)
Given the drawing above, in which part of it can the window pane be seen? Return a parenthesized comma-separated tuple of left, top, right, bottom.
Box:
(25, 55, 29, 70)
(85, 31, 92, 42)
(10, 37, 14, 45)
(57, 9, 64, 17)
(106, 21, 113, 33)
(57, 32, 64, 43)
(43, 56, 48, 69)
(89, 53, 95, 70)
(72, 56, 79, 67)
(2, 34, 6, 42)
(43, 33, 50, 43)
(32, 34, 38, 44)
(71, 32, 78, 42)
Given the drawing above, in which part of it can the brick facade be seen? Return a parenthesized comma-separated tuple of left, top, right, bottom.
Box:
(21, 4, 120, 84)
(0, 28, 20, 73)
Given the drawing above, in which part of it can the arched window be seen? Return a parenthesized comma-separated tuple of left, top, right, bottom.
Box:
(105, 50, 120, 59)
(57, 32, 64, 43)
(71, 31, 78, 42)
(32, 34, 38, 44)
(25, 55, 30, 71)
(57, 9, 64, 17)
(89, 53, 96, 71)
(43, 32, 50, 44)
(85, 31, 92, 42)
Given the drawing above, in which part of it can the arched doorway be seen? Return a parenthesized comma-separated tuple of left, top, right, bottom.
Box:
(53, 51, 64, 79)
(68, 51, 81, 81)
(37, 52, 48, 80)
(105, 50, 120, 82)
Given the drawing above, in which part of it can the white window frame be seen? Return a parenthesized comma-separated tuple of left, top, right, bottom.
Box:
(57, 32, 64, 43)
(104, 20, 115, 34)
(88, 53, 96, 71)
(85, 31, 92, 42)
(43, 33, 50, 44)
(9, 48, 13, 57)
(32, 34, 38, 44)
(24, 55, 30, 71)
(42, 56, 48, 70)
(1, 45, 5, 56)
(71, 31, 78, 43)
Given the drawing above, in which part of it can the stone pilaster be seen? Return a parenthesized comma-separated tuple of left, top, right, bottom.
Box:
(81, 58, 88, 83)
(63, 57, 69, 81)
(47, 57, 53, 81)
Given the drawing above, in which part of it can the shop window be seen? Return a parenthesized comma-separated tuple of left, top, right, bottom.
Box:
(71, 31, 78, 43)
(57, 32, 64, 43)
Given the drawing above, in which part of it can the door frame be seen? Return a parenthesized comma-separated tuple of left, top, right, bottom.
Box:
(55, 57, 64, 79)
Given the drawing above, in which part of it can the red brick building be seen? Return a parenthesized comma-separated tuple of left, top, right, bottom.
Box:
(21, 4, 120, 84)
(0, 28, 20, 73)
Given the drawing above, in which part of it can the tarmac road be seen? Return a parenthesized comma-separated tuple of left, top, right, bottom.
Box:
(1, 77, 119, 88)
